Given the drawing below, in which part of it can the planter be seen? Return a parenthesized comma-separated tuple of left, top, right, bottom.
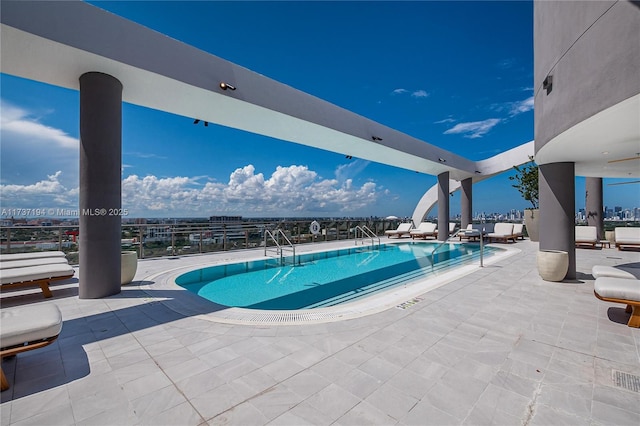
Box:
(537, 250, 568, 282)
(121, 251, 138, 285)
(524, 208, 539, 242)
(605, 230, 615, 244)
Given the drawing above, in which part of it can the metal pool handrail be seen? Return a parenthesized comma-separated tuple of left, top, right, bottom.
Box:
(354, 225, 380, 249)
(264, 229, 296, 265)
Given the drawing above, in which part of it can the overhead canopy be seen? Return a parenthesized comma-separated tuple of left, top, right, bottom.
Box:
(0, 0, 533, 182)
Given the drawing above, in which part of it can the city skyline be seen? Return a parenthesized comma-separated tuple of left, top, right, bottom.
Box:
(1, 1, 638, 218)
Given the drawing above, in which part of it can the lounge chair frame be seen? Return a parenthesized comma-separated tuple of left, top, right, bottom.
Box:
(0, 274, 73, 298)
(594, 291, 640, 328)
(1, 335, 60, 391)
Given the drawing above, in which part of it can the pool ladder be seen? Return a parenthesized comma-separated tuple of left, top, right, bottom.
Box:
(354, 225, 380, 249)
(264, 229, 296, 266)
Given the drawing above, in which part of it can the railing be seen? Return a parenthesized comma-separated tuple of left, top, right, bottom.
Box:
(430, 228, 484, 268)
(264, 229, 296, 265)
(354, 225, 380, 249)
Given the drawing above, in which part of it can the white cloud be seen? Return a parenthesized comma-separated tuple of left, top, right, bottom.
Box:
(392, 88, 408, 95)
(335, 159, 370, 183)
(434, 117, 456, 124)
(444, 118, 502, 139)
(411, 90, 429, 98)
(119, 164, 381, 216)
(1, 100, 77, 150)
(0, 171, 78, 209)
(509, 96, 534, 116)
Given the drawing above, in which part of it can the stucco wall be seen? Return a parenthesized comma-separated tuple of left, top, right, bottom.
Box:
(534, 0, 640, 151)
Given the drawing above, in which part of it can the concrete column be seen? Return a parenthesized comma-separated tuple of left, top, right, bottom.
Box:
(437, 172, 450, 241)
(460, 178, 472, 229)
(79, 72, 122, 299)
(539, 162, 576, 280)
(585, 177, 604, 239)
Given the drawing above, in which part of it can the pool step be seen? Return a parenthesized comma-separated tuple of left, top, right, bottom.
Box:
(303, 250, 486, 309)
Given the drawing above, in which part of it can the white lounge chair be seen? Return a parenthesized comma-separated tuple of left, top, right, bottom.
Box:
(385, 223, 413, 238)
(487, 223, 515, 243)
(0, 251, 67, 262)
(0, 263, 74, 298)
(410, 222, 437, 239)
(594, 277, 640, 328)
(1, 257, 69, 269)
(459, 224, 481, 241)
(592, 265, 636, 280)
(575, 226, 597, 248)
(614, 227, 640, 250)
(512, 223, 524, 240)
(1, 304, 63, 391)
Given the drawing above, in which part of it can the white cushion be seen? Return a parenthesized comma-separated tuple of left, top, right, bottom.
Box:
(492, 223, 514, 236)
(575, 226, 597, 242)
(0, 251, 66, 262)
(0, 264, 74, 285)
(512, 224, 524, 234)
(594, 277, 640, 301)
(0, 304, 63, 348)
(592, 265, 636, 280)
(1, 257, 69, 269)
(410, 223, 437, 234)
(615, 228, 640, 244)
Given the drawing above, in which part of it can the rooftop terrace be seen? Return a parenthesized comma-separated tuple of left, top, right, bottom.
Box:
(1, 240, 639, 425)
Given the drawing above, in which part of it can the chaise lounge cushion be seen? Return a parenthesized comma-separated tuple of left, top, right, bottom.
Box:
(1, 257, 69, 269)
(575, 226, 597, 245)
(615, 227, 640, 246)
(0, 264, 74, 285)
(1, 304, 63, 349)
(592, 265, 636, 280)
(594, 277, 640, 302)
(0, 251, 67, 262)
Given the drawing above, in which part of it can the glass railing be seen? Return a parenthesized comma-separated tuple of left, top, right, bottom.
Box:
(0, 219, 411, 262)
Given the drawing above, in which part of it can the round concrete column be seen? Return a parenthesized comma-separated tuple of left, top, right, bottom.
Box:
(585, 177, 604, 239)
(437, 172, 450, 241)
(79, 72, 123, 299)
(460, 178, 472, 229)
(539, 162, 576, 280)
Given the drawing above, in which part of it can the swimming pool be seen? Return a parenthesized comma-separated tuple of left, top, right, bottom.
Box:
(176, 242, 498, 310)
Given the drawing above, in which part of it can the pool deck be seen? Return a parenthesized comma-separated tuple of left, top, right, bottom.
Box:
(1, 239, 639, 425)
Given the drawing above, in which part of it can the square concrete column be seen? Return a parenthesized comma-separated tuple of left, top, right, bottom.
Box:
(460, 178, 472, 229)
(539, 162, 576, 280)
(437, 172, 450, 241)
(585, 177, 604, 240)
(79, 72, 123, 298)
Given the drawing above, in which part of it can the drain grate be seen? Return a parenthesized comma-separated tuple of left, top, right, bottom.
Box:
(396, 297, 423, 310)
(612, 370, 640, 392)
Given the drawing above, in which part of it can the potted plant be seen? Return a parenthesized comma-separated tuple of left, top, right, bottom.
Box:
(509, 156, 539, 241)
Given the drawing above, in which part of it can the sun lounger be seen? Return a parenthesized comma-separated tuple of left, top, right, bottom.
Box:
(410, 222, 437, 239)
(0, 251, 67, 262)
(614, 227, 640, 250)
(487, 223, 515, 243)
(575, 226, 597, 248)
(0, 264, 74, 298)
(512, 223, 524, 240)
(1, 304, 63, 391)
(385, 223, 413, 238)
(592, 265, 636, 280)
(458, 224, 481, 241)
(594, 277, 640, 327)
(1, 257, 69, 269)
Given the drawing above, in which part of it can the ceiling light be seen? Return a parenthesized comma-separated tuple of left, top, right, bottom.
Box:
(219, 82, 236, 91)
(371, 136, 383, 141)
(438, 158, 446, 163)
(193, 119, 200, 124)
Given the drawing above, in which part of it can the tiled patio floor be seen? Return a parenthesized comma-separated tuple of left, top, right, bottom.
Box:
(1, 240, 639, 425)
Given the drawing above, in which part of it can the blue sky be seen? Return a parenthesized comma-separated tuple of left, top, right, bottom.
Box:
(0, 1, 635, 219)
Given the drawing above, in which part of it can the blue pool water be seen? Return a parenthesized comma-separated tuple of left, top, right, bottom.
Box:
(176, 242, 497, 310)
